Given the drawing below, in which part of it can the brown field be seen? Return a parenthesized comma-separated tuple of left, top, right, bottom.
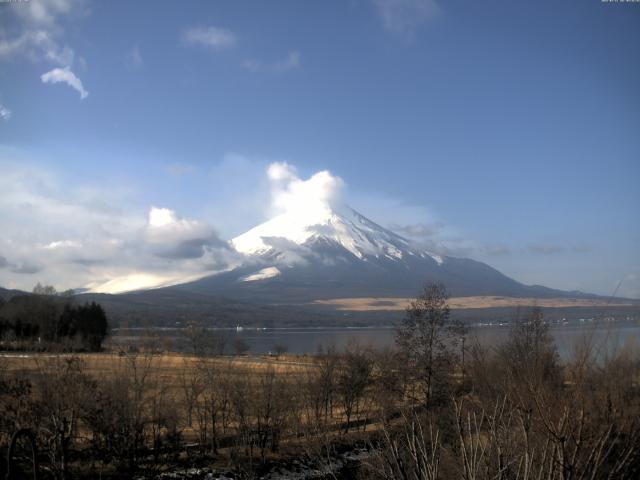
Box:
(0, 351, 316, 378)
(0, 352, 327, 449)
(0, 350, 377, 477)
(313, 295, 637, 311)
(2, 337, 638, 478)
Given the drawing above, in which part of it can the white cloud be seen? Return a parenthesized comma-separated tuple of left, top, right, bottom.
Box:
(145, 206, 226, 259)
(86, 272, 198, 295)
(1, 0, 89, 100)
(0, 154, 238, 293)
(148, 207, 178, 228)
(0, 104, 11, 121)
(0, 29, 75, 66)
(14, 0, 85, 26)
(243, 51, 301, 73)
(41, 66, 89, 99)
(267, 162, 298, 183)
(43, 240, 82, 250)
(267, 162, 344, 218)
(373, 0, 440, 38)
(182, 26, 237, 50)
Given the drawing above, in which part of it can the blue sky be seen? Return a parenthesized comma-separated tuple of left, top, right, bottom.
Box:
(0, 0, 639, 297)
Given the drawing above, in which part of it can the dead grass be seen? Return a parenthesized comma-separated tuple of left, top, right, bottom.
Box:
(313, 295, 637, 311)
(0, 351, 316, 377)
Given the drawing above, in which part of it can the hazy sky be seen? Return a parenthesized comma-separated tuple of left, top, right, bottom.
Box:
(0, 0, 639, 297)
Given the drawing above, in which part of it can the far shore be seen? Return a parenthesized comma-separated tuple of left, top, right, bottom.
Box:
(313, 295, 639, 311)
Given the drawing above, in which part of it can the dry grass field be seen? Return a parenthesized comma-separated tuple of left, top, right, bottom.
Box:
(0, 351, 318, 396)
(0, 351, 343, 462)
(313, 295, 638, 311)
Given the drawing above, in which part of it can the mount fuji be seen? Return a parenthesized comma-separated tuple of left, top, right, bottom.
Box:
(72, 164, 636, 326)
(169, 203, 573, 303)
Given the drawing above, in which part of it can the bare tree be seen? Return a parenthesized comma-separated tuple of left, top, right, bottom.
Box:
(396, 283, 462, 405)
(252, 367, 288, 461)
(337, 345, 373, 433)
(179, 359, 202, 428)
(32, 283, 57, 296)
(81, 352, 156, 474)
(498, 306, 560, 390)
(195, 358, 231, 453)
(303, 345, 339, 432)
(372, 347, 408, 421)
(32, 356, 94, 479)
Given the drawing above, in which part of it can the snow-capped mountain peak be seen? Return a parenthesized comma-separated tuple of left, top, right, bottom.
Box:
(231, 204, 443, 265)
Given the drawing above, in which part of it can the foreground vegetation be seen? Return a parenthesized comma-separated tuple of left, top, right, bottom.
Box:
(0, 284, 638, 479)
(0, 284, 109, 352)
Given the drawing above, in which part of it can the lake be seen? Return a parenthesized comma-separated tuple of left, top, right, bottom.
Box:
(110, 321, 640, 360)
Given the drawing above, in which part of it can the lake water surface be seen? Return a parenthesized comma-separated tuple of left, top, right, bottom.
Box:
(112, 322, 640, 360)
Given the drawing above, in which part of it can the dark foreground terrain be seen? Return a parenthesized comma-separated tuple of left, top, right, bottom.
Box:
(1, 301, 639, 479)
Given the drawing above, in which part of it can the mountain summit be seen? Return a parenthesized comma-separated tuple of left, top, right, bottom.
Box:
(232, 203, 443, 266)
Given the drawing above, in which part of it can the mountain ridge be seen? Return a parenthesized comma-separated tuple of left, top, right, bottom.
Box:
(171, 204, 606, 303)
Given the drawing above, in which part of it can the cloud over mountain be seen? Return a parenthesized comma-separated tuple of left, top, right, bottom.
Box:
(145, 207, 228, 260)
(267, 162, 344, 218)
(0, 155, 238, 293)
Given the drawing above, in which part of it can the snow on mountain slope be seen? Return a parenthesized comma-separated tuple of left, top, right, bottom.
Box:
(231, 203, 443, 265)
(240, 266, 281, 282)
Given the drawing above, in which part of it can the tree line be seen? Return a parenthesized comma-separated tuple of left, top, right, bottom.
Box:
(0, 283, 109, 352)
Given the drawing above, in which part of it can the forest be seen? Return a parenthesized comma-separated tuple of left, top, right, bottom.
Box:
(0, 284, 109, 352)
